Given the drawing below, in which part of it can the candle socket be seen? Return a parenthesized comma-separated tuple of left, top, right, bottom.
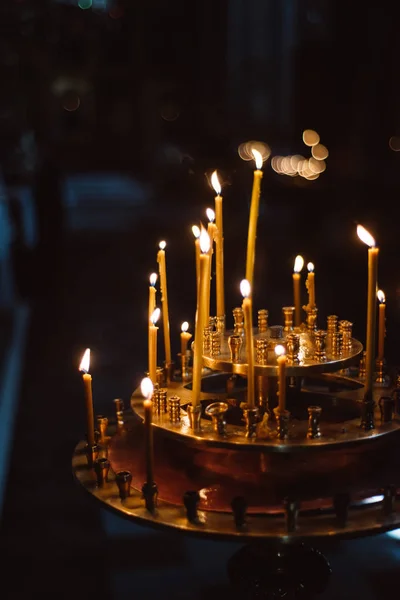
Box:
(232, 307, 245, 336)
(210, 331, 221, 357)
(255, 338, 268, 365)
(228, 334, 243, 363)
(273, 407, 290, 440)
(142, 481, 158, 513)
(243, 405, 260, 438)
(203, 326, 212, 354)
(94, 457, 110, 487)
(168, 395, 181, 423)
(286, 333, 300, 364)
(331, 331, 343, 358)
(382, 485, 397, 516)
(327, 315, 338, 335)
(205, 401, 229, 435)
(85, 443, 100, 468)
(339, 320, 353, 352)
(180, 353, 189, 380)
(307, 405, 322, 439)
(231, 496, 247, 529)
(113, 398, 124, 426)
(156, 366, 167, 387)
(258, 309, 269, 333)
(360, 399, 375, 431)
(379, 396, 394, 423)
(215, 315, 225, 334)
(358, 352, 366, 378)
(96, 415, 108, 444)
(164, 361, 175, 384)
(183, 490, 201, 524)
(375, 358, 385, 384)
(333, 492, 350, 528)
(187, 403, 202, 433)
(115, 470, 132, 500)
(154, 387, 167, 416)
(282, 306, 295, 332)
(314, 330, 327, 362)
(257, 376, 269, 414)
(284, 497, 299, 533)
(209, 316, 217, 330)
(305, 305, 318, 332)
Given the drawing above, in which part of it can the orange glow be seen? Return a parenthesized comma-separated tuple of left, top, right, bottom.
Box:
(211, 171, 221, 195)
(294, 255, 304, 273)
(140, 377, 154, 399)
(79, 348, 90, 373)
(357, 225, 376, 248)
(199, 228, 211, 254)
(377, 289, 385, 303)
(240, 278, 251, 298)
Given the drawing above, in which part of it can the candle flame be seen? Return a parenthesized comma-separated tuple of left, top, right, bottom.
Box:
(206, 207, 215, 222)
(140, 376, 154, 399)
(377, 289, 385, 303)
(251, 148, 263, 170)
(211, 170, 221, 195)
(149, 272, 157, 286)
(240, 278, 251, 298)
(357, 225, 376, 247)
(150, 307, 161, 325)
(275, 344, 286, 357)
(294, 255, 304, 273)
(199, 228, 211, 254)
(159, 240, 166, 250)
(192, 225, 200, 239)
(181, 321, 189, 332)
(79, 348, 90, 373)
(307, 262, 314, 273)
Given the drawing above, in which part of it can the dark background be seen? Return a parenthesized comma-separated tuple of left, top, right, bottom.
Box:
(0, 1, 400, 598)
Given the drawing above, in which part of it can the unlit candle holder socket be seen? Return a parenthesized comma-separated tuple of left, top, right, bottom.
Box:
(165, 361, 175, 384)
(360, 400, 375, 431)
(205, 401, 229, 435)
(282, 306, 295, 332)
(284, 497, 299, 533)
(258, 309, 269, 333)
(113, 398, 124, 425)
(228, 334, 243, 363)
(339, 320, 353, 351)
(94, 457, 110, 487)
(232, 307, 245, 336)
(183, 490, 201, 524)
(255, 338, 268, 365)
(231, 496, 247, 528)
(180, 353, 189, 380)
(331, 331, 343, 357)
(215, 315, 225, 334)
(273, 407, 291, 440)
(269, 325, 283, 340)
(85, 444, 100, 468)
(327, 315, 338, 335)
(168, 395, 181, 423)
(243, 405, 260, 439)
(286, 333, 300, 364)
(314, 330, 327, 362)
(96, 415, 108, 444)
(203, 327, 212, 354)
(305, 306, 318, 332)
(358, 351, 366, 378)
(156, 366, 166, 387)
(375, 358, 385, 384)
(187, 404, 202, 433)
(210, 331, 221, 357)
(115, 470, 132, 500)
(307, 405, 322, 439)
(382, 485, 397, 516)
(142, 481, 158, 513)
(209, 316, 217, 330)
(379, 396, 394, 423)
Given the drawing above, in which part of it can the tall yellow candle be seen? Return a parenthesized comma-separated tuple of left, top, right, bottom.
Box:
(211, 171, 225, 317)
(357, 225, 379, 403)
(240, 279, 255, 409)
(157, 241, 171, 365)
(192, 225, 201, 294)
(293, 255, 304, 327)
(192, 229, 211, 407)
(180, 321, 192, 357)
(275, 345, 287, 412)
(148, 273, 157, 321)
(148, 307, 160, 384)
(377, 289, 386, 360)
(306, 262, 315, 308)
(205, 208, 216, 324)
(141, 377, 155, 484)
(79, 348, 95, 448)
(245, 149, 264, 290)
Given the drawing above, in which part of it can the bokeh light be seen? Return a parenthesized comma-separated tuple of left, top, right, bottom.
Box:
(302, 129, 320, 147)
(389, 136, 400, 151)
(311, 143, 329, 160)
(78, 0, 92, 9)
(62, 91, 80, 112)
(238, 140, 271, 162)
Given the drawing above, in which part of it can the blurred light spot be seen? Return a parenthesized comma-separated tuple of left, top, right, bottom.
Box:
(312, 143, 329, 160)
(238, 140, 271, 162)
(389, 136, 400, 151)
(78, 0, 92, 8)
(387, 529, 400, 540)
(271, 156, 284, 174)
(63, 92, 80, 112)
(304, 172, 320, 181)
(309, 157, 326, 174)
(281, 156, 296, 176)
(161, 103, 180, 122)
(359, 494, 383, 505)
(302, 129, 320, 147)
(290, 155, 304, 171)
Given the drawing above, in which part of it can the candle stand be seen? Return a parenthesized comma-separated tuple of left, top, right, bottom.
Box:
(73, 315, 400, 599)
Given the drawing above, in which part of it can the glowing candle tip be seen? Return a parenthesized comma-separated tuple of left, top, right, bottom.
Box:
(150, 307, 161, 325)
(377, 289, 385, 303)
(275, 344, 286, 357)
(294, 255, 304, 273)
(181, 321, 189, 332)
(192, 225, 200, 239)
(149, 272, 157, 286)
(140, 377, 154, 399)
(240, 278, 251, 298)
(307, 262, 314, 272)
(211, 170, 221, 195)
(357, 225, 376, 248)
(199, 228, 211, 254)
(159, 240, 166, 250)
(206, 207, 215, 222)
(251, 148, 263, 170)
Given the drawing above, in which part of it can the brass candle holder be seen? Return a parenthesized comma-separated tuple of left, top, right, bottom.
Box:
(113, 398, 124, 427)
(97, 415, 109, 444)
(286, 333, 300, 364)
(243, 405, 260, 438)
(331, 331, 343, 358)
(203, 326, 212, 354)
(168, 395, 181, 423)
(228, 334, 243, 363)
(233, 307, 245, 336)
(115, 470, 132, 500)
(187, 403, 202, 433)
(282, 306, 295, 332)
(339, 320, 353, 352)
(216, 315, 225, 334)
(375, 358, 385, 384)
(94, 457, 110, 487)
(273, 407, 290, 440)
(304, 305, 318, 332)
(314, 330, 327, 362)
(307, 406, 322, 439)
(142, 481, 158, 513)
(205, 401, 229, 435)
(327, 315, 338, 335)
(210, 331, 221, 357)
(258, 309, 268, 333)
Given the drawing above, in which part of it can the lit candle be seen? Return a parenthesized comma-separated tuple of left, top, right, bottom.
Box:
(357, 225, 379, 403)
(240, 279, 255, 409)
(245, 149, 264, 290)
(211, 171, 225, 317)
(148, 272, 157, 321)
(192, 225, 201, 293)
(180, 321, 192, 358)
(377, 289, 386, 360)
(157, 241, 171, 365)
(306, 262, 315, 308)
(140, 377, 155, 485)
(205, 208, 216, 323)
(275, 345, 287, 412)
(192, 229, 211, 407)
(148, 307, 160, 384)
(293, 255, 304, 327)
(79, 348, 95, 447)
